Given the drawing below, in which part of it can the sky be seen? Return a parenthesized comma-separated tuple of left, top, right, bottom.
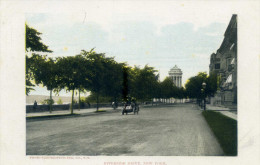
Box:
(25, 2, 231, 96)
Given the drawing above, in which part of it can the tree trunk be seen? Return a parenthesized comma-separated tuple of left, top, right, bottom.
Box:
(114, 96, 117, 104)
(113, 96, 117, 109)
(70, 89, 74, 114)
(49, 89, 53, 113)
(78, 89, 80, 111)
(96, 93, 99, 111)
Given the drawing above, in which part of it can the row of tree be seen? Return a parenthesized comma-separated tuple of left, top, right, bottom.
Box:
(26, 49, 188, 113)
(26, 24, 187, 114)
(26, 24, 218, 114)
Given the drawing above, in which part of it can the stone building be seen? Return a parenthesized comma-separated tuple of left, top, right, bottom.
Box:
(209, 14, 237, 106)
(168, 65, 183, 88)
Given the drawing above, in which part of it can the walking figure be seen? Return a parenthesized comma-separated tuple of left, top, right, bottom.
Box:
(33, 100, 37, 110)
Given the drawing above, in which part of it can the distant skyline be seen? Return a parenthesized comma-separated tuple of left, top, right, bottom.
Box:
(26, 3, 231, 96)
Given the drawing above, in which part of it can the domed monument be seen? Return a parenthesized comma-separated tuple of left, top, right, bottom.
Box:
(168, 65, 183, 88)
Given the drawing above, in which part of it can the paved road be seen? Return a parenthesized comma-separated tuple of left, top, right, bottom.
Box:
(26, 103, 224, 156)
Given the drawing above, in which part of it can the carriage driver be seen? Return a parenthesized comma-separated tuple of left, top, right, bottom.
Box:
(131, 97, 137, 110)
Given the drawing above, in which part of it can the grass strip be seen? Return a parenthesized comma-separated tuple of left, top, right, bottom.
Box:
(202, 111, 237, 156)
(95, 110, 107, 113)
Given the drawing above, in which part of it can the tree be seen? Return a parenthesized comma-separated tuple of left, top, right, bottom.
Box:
(160, 77, 175, 102)
(25, 24, 52, 95)
(31, 54, 59, 113)
(102, 60, 126, 105)
(185, 72, 217, 104)
(185, 72, 207, 101)
(152, 78, 162, 103)
(26, 24, 52, 52)
(174, 87, 186, 102)
(80, 49, 111, 111)
(207, 73, 218, 97)
(73, 55, 91, 111)
(26, 55, 36, 95)
(57, 55, 90, 114)
(122, 66, 130, 102)
(129, 65, 158, 102)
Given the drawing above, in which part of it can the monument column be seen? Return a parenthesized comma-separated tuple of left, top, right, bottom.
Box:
(177, 76, 179, 87)
(179, 76, 181, 87)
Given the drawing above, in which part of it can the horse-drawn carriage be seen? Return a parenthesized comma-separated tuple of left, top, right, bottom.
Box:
(122, 103, 139, 115)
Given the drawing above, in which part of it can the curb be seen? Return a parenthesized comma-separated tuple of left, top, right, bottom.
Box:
(206, 109, 237, 111)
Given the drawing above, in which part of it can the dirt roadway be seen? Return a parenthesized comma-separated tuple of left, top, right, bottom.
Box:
(26, 103, 224, 156)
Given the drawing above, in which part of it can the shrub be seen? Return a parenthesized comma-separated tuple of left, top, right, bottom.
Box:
(41, 99, 54, 105)
(57, 98, 63, 104)
(72, 99, 77, 104)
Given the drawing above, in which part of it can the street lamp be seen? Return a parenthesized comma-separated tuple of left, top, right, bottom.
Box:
(202, 82, 206, 110)
(201, 88, 204, 109)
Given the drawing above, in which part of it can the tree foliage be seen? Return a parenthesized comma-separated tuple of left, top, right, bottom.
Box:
(26, 24, 52, 52)
(128, 65, 158, 101)
(27, 47, 189, 112)
(30, 54, 59, 112)
(185, 72, 217, 100)
(56, 55, 91, 114)
(26, 55, 35, 95)
(26, 24, 53, 95)
(80, 50, 111, 111)
(160, 77, 175, 99)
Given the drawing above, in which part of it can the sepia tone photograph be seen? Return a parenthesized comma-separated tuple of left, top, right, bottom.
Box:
(1, 1, 259, 165)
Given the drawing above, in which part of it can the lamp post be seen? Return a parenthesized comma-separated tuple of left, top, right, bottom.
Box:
(202, 82, 206, 110)
(201, 88, 204, 109)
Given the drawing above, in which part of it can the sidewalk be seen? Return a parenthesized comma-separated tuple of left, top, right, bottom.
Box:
(201, 104, 237, 120)
(26, 104, 163, 118)
(26, 107, 121, 119)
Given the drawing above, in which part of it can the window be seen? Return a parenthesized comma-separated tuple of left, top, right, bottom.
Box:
(227, 58, 231, 67)
(215, 63, 220, 69)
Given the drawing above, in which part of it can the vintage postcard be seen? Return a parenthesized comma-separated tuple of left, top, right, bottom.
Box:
(0, 0, 259, 165)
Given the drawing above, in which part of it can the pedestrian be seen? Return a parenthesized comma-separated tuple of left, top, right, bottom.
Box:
(33, 100, 37, 110)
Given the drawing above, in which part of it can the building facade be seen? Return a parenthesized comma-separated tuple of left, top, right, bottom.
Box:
(168, 65, 183, 88)
(209, 15, 237, 106)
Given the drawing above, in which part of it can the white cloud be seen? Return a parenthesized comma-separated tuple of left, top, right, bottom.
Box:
(205, 32, 222, 36)
(24, 1, 234, 32)
(23, 0, 238, 93)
